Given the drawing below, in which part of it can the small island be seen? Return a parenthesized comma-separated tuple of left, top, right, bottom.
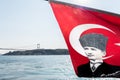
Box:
(3, 49, 69, 55)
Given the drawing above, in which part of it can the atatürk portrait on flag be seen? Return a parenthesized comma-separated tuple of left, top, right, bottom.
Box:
(77, 33, 120, 77)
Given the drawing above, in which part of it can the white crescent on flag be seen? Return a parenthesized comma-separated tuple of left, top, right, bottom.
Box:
(69, 24, 115, 57)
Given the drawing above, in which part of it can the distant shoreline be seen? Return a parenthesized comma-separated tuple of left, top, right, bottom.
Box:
(3, 49, 69, 55)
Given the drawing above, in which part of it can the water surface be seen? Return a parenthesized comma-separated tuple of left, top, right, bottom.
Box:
(0, 55, 119, 80)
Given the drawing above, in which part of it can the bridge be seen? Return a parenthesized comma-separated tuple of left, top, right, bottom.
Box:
(0, 44, 40, 52)
(0, 48, 29, 50)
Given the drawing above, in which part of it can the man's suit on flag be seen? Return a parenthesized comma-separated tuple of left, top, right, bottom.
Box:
(77, 62, 120, 77)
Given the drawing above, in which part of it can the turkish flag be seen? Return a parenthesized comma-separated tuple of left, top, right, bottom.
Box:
(49, 0, 120, 77)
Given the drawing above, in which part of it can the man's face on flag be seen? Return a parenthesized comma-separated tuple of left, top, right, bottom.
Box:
(84, 46, 105, 60)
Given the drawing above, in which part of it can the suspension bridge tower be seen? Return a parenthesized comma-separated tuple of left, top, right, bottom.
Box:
(37, 44, 40, 49)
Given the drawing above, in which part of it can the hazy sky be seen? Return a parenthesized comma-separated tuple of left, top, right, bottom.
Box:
(0, 0, 120, 54)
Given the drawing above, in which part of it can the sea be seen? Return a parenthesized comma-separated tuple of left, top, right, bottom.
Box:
(0, 55, 119, 80)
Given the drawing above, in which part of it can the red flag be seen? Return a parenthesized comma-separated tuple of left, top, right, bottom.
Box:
(49, 0, 120, 77)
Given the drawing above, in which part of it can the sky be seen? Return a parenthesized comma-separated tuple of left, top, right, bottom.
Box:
(0, 0, 120, 54)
